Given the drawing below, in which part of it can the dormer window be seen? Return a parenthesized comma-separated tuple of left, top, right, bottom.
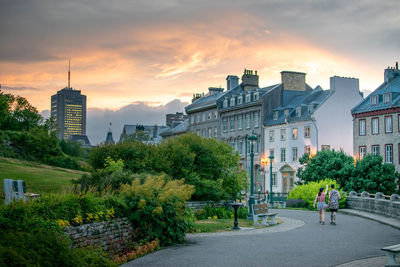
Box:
(230, 97, 235, 106)
(238, 96, 243, 105)
(371, 95, 378, 105)
(296, 106, 301, 117)
(273, 111, 278, 120)
(284, 109, 289, 117)
(223, 99, 228, 108)
(245, 94, 251, 103)
(383, 93, 391, 104)
(254, 92, 259, 101)
(308, 104, 313, 114)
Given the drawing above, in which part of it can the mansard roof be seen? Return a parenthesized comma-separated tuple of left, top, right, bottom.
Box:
(352, 76, 400, 115)
(264, 86, 331, 126)
(185, 91, 224, 113)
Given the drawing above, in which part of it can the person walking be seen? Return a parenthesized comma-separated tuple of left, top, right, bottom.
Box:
(313, 184, 328, 225)
(328, 184, 341, 225)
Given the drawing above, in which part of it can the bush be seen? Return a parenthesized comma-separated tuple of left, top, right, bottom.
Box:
(120, 174, 195, 246)
(288, 179, 346, 209)
(194, 205, 248, 220)
(286, 199, 306, 208)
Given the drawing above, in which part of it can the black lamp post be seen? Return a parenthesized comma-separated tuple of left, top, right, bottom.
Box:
(247, 132, 257, 219)
(269, 154, 274, 204)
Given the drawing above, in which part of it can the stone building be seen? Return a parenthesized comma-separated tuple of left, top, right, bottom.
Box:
(166, 112, 188, 127)
(264, 73, 363, 194)
(352, 63, 400, 172)
(119, 124, 167, 144)
(185, 87, 224, 138)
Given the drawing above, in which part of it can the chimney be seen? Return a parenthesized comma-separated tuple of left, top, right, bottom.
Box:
(226, 75, 239, 91)
(241, 69, 259, 91)
(281, 71, 306, 91)
(208, 87, 224, 95)
(384, 62, 400, 83)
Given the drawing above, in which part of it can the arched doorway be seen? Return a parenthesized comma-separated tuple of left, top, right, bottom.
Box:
(279, 164, 295, 193)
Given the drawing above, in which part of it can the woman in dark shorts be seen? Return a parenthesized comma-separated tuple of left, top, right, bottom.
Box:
(328, 184, 341, 225)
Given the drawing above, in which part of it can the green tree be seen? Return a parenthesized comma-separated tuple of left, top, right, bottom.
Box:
(297, 149, 354, 187)
(122, 130, 150, 142)
(345, 154, 398, 194)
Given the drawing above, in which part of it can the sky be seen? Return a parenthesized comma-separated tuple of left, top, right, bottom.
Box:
(1, 0, 399, 144)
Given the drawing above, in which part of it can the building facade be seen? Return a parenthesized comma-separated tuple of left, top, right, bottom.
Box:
(352, 63, 400, 172)
(119, 124, 167, 144)
(264, 73, 363, 194)
(186, 87, 224, 138)
(51, 87, 87, 140)
(166, 112, 188, 127)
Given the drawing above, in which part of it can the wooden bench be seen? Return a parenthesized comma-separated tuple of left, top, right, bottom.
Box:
(382, 244, 400, 266)
(252, 203, 277, 226)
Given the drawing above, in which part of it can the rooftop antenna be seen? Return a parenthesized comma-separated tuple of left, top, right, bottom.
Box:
(68, 59, 71, 89)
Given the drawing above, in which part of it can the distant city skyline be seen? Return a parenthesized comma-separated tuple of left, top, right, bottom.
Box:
(1, 0, 399, 114)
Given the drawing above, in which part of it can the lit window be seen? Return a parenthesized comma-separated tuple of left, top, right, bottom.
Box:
(292, 128, 298, 139)
(305, 145, 311, 155)
(359, 146, 366, 159)
(304, 126, 310, 138)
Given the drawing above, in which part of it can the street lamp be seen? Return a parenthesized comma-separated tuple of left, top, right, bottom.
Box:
(269, 154, 274, 204)
(247, 132, 257, 219)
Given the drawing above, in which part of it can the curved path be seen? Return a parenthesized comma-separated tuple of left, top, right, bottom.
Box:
(123, 209, 400, 267)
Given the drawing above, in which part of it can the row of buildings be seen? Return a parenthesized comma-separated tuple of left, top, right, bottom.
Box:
(162, 64, 400, 194)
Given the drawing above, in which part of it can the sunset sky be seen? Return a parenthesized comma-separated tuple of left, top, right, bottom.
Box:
(1, 0, 399, 144)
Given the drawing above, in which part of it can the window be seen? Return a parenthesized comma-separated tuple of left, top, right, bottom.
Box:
(359, 119, 366, 136)
(238, 115, 243, 130)
(371, 95, 378, 105)
(238, 96, 243, 105)
(245, 113, 251, 129)
(372, 117, 379, 135)
(214, 111, 217, 119)
(372, 145, 379, 156)
(230, 141, 235, 150)
(321, 145, 330, 150)
(222, 118, 228, 132)
(191, 115, 194, 124)
(308, 104, 313, 114)
(383, 93, 391, 104)
(223, 99, 228, 108)
(304, 126, 310, 138)
(208, 128, 212, 138)
(196, 129, 200, 135)
(305, 145, 311, 155)
(230, 116, 235, 131)
(254, 112, 259, 127)
(359, 146, 366, 160)
(197, 115, 200, 123)
(292, 147, 298, 162)
(202, 129, 206, 137)
(281, 148, 286, 162)
(238, 140, 243, 155)
(214, 127, 217, 138)
(292, 128, 298, 139)
(202, 113, 206, 122)
(385, 116, 392, 133)
(230, 97, 235, 106)
(385, 144, 393, 163)
(272, 173, 277, 187)
(280, 129, 286, 141)
(296, 106, 301, 117)
(269, 130, 275, 142)
(208, 112, 211, 120)
(254, 92, 259, 101)
(273, 111, 278, 120)
(245, 94, 251, 103)
(284, 109, 289, 118)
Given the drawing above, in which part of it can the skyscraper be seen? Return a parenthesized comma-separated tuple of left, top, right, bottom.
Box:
(51, 61, 87, 141)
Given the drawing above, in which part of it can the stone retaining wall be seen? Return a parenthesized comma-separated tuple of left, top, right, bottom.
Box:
(347, 191, 400, 219)
(64, 218, 133, 252)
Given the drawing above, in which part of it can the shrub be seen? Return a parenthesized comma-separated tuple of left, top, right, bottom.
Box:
(288, 179, 346, 209)
(120, 174, 195, 246)
(195, 205, 248, 220)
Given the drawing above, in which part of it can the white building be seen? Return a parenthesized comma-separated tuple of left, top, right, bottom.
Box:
(263, 75, 363, 194)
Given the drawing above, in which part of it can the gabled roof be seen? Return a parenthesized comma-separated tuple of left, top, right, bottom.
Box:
(264, 87, 331, 126)
(352, 76, 400, 114)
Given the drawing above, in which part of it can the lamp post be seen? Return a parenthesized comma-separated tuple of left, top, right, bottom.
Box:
(269, 154, 274, 204)
(247, 132, 257, 219)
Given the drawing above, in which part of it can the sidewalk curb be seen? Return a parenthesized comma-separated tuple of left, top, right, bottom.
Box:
(339, 209, 400, 230)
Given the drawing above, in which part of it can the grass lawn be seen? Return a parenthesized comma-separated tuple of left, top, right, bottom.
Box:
(0, 157, 87, 195)
(193, 218, 282, 233)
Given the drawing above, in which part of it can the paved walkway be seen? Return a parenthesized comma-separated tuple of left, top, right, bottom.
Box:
(123, 209, 400, 267)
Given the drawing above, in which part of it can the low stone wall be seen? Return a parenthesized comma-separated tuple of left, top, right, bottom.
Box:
(64, 217, 133, 252)
(347, 191, 400, 219)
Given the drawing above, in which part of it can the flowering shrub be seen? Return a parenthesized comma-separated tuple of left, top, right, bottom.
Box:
(113, 239, 160, 264)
